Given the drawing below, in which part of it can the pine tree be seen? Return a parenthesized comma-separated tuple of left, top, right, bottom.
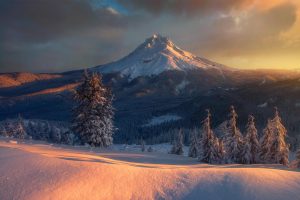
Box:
(72, 70, 114, 147)
(141, 139, 145, 152)
(188, 129, 198, 158)
(147, 146, 153, 152)
(224, 106, 244, 163)
(241, 115, 260, 164)
(295, 149, 300, 168)
(0, 124, 8, 137)
(217, 139, 226, 163)
(259, 119, 273, 163)
(14, 114, 26, 139)
(170, 128, 184, 155)
(200, 110, 219, 163)
(269, 107, 289, 165)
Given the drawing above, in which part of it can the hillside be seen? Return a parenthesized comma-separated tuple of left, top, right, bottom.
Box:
(0, 72, 61, 88)
(0, 139, 300, 200)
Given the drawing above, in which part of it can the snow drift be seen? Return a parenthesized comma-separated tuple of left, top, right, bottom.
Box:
(0, 139, 299, 200)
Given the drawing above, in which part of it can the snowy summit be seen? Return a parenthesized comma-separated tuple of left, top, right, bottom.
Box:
(94, 34, 228, 79)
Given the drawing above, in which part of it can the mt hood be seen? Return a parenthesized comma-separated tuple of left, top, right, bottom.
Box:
(94, 34, 230, 79)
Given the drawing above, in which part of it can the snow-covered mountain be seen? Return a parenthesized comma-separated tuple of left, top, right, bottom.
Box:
(94, 34, 231, 79)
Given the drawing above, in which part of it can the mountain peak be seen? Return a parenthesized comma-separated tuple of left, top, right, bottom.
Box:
(94, 34, 230, 79)
(141, 34, 174, 50)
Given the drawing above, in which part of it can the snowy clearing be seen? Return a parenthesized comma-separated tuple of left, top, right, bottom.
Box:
(0, 139, 300, 200)
(144, 114, 182, 126)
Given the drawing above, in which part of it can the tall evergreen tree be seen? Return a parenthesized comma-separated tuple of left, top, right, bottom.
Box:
(72, 70, 114, 147)
(200, 110, 219, 163)
(269, 107, 289, 165)
(170, 128, 184, 155)
(241, 115, 260, 164)
(224, 106, 244, 163)
(188, 129, 198, 158)
(259, 119, 273, 163)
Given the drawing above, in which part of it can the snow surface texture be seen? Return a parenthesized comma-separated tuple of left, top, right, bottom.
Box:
(0, 139, 300, 200)
(94, 34, 229, 79)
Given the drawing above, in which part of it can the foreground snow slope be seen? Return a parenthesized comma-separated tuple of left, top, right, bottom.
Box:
(0, 140, 300, 200)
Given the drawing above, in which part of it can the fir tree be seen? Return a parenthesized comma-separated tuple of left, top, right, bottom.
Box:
(259, 119, 273, 163)
(269, 107, 289, 165)
(241, 115, 260, 164)
(224, 106, 244, 163)
(217, 139, 226, 163)
(72, 70, 114, 147)
(0, 124, 8, 137)
(147, 146, 153, 152)
(295, 148, 300, 168)
(188, 129, 198, 158)
(14, 114, 26, 139)
(170, 128, 184, 155)
(200, 110, 219, 163)
(141, 139, 145, 152)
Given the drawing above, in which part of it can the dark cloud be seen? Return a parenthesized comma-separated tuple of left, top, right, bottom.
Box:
(0, 0, 142, 72)
(0, 0, 127, 42)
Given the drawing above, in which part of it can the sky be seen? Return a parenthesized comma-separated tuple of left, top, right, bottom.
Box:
(0, 0, 300, 73)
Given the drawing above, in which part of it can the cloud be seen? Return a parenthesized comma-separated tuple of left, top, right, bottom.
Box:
(116, 0, 254, 16)
(0, 0, 299, 72)
(0, 0, 142, 72)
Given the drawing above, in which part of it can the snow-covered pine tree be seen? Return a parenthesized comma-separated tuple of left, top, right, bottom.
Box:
(216, 138, 225, 163)
(141, 139, 145, 152)
(147, 146, 153, 152)
(72, 70, 114, 147)
(241, 115, 260, 164)
(200, 109, 219, 163)
(13, 114, 26, 139)
(170, 128, 184, 155)
(224, 106, 244, 163)
(269, 107, 289, 165)
(0, 124, 8, 137)
(259, 119, 273, 163)
(50, 126, 62, 143)
(188, 129, 198, 158)
(295, 148, 300, 168)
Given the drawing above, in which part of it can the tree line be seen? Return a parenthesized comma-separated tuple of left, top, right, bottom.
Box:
(170, 106, 292, 166)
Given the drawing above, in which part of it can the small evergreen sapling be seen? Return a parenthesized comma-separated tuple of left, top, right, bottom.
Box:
(147, 146, 153, 152)
(188, 129, 198, 158)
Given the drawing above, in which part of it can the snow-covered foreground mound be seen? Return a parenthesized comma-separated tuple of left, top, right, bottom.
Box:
(0, 140, 300, 200)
